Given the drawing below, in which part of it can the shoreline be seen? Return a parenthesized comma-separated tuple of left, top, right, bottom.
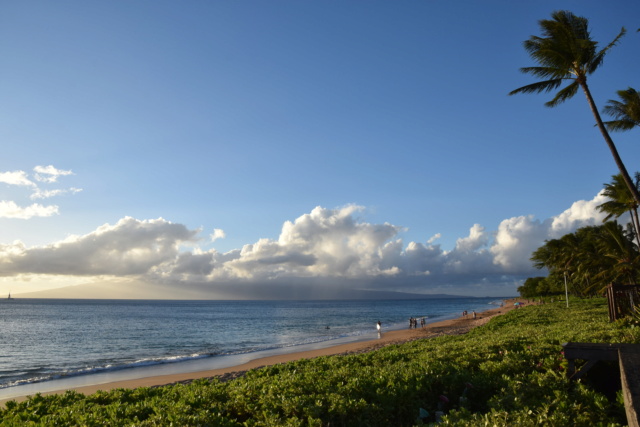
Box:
(0, 298, 523, 405)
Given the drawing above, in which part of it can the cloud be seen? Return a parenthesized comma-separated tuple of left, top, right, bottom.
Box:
(427, 233, 441, 244)
(30, 187, 83, 200)
(0, 217, 199, 276)
(0, 201, 59, 219)
(549, 192, 609, 237)
(454, 224, 489, 253)
(0, 165, 81, 218)
(0, 171, 35, 187)
(490, 192, 608, 272)
(211, 228, 226, 242)
(0, 193, 615, 298)
(490, 215, 549, 273)
(149, 195, 614, 295)
(33, 165, 74, 183)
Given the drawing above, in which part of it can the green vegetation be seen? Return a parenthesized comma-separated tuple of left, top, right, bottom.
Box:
(603, 88, 640, 133)
(598, 173, 640, 249)
(528, 221, 640, 296)
(2, 299, 639, 426)
(520, 171, 640, 299)
(517, 276, 557, 299)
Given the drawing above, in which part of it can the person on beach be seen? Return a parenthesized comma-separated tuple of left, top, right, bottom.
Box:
(377, 321, 381, 332)
(472, 311, 477, 320)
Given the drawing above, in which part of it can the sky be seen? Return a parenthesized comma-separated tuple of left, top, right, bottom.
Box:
(0, 1, 639, 299)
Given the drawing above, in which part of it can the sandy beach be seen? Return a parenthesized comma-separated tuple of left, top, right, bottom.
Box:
(1, 298, 524, 406)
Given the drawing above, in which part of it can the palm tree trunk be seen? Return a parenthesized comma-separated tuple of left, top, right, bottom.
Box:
(633, 207, 640, 249)
(580, 83, 640, 206)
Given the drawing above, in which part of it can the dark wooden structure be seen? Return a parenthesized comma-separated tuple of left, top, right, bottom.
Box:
(606, 283, 640, 322)
(563, 342, 640, 427)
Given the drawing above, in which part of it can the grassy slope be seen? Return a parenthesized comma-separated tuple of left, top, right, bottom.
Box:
(2, 299, 639, 426)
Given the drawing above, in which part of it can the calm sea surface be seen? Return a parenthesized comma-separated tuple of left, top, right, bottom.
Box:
(0, 297, 505, 393)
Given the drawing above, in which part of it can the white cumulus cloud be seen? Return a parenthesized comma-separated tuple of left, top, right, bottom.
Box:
(549, 192, 608, 237)
(0, 201, 59, 219)
(490, 192, 608, 272)
(211, 228, 226, 242)
(0, 217, 199, 276)
(0, 171, 35, 187)
(0, 192, 619, 297)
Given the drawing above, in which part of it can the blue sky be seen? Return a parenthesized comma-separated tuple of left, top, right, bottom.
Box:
(0, 2, 639, 298)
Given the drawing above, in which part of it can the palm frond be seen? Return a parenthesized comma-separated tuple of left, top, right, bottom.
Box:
(589, 27, 627, 74)
(545, 81, 579, 107)
(603, 99, 625, 117)
(509, 79, 563, 96)
(603, 87, 640, 132)
(604, 119, 638, 132)
(519, 66, 568, 79)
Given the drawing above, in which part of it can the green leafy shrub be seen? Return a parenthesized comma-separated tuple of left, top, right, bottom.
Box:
(0, 299, 635, 426)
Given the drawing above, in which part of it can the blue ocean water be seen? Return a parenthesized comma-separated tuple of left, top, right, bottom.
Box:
(0, 297, 505, 393)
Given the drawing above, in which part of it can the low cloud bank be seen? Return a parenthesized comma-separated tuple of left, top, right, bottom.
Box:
(0, 193, 610, 298)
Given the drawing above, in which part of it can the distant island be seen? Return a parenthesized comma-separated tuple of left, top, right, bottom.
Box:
(11, 277, 515, 300)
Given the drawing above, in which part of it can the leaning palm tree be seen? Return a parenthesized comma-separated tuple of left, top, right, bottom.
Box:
(596, 221, 640, 286)
(509, 10, 640, 206)
(603, 87, 640, 132)
(597, 173, 640, 247)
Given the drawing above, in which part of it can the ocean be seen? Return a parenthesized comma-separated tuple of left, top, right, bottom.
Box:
(0, 297, 506, 399)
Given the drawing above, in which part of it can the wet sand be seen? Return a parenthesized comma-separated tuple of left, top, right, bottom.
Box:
(1, 298, 524, 406)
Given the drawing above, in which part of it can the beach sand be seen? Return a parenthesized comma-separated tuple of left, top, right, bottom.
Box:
(1, 298, 526, 406)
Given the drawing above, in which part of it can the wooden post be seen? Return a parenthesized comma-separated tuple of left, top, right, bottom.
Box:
(563, 342, 640, 426)
(606, 284, 640, 322)
(607, 283, 616, 322)
(619, 346, 640, 427)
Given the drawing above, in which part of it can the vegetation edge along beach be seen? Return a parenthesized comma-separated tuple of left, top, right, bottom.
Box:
(1, 298, 638, 426)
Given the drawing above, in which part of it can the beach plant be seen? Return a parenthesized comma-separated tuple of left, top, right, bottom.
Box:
(509, 10, 640, 206)
(1, 299, 637, 426)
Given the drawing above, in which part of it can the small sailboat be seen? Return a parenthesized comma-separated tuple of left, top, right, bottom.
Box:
(7, 291, 12, 300)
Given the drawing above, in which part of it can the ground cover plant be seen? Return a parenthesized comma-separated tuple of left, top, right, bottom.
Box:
(2, 299, 639, 426)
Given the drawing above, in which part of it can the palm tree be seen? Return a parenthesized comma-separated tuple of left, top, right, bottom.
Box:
(509, 11, 640, 206)
(596, 221, 640, 286)
(597, 173, 640, 247)
(603, 87, 640, 132)
(530, 223, 640, 295)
